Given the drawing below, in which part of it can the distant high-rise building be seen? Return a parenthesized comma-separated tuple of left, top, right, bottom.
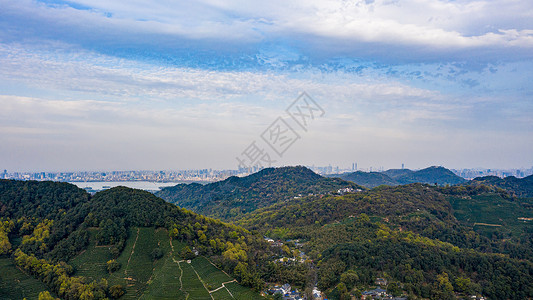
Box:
(402, 163, 404, 169)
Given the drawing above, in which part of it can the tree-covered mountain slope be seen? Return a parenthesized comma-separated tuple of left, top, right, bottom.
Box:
(238, 183, 533, 300)
(327, 171, 399, 188)
(393, 166, 466, 185)
(156, 166, 362, 220)
(330, 166, 466, 188)
(381, 168, 414, 179)
(2, 171, 531, 300)
(468, 174, 533, 197)
(0, 180, 270, 299)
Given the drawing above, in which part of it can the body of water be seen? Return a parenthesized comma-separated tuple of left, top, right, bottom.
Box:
(69, 181, 186, 192)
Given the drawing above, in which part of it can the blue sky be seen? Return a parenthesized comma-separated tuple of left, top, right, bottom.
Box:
(1, 0, 532, 171)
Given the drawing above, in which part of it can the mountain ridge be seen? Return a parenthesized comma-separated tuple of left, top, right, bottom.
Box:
(330, 166, 466, 188)
(156, 166, 363, 220)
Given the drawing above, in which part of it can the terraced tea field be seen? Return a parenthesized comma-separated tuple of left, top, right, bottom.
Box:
(0, 257, 50, 300)
(67, 227, 263, 299)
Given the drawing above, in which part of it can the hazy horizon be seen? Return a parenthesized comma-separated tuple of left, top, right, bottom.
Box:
(1, 0, 532, 171)
(3, 164, 532, 175)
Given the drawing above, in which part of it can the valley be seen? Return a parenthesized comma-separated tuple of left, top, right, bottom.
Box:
(1, 166, 532, 299)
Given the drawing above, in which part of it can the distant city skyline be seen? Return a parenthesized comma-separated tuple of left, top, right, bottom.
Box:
(1, 1, 532, 171)
(2, 165, 532, 183)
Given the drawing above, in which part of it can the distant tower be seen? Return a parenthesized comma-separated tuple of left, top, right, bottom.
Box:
(401, 163, 404, 169)
(352, 163, 355, 171)
(355, 163, 358, 171)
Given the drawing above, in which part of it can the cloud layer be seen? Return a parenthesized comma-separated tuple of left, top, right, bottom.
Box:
(2, 0, 533, 64)
(0, 0, 532, 171)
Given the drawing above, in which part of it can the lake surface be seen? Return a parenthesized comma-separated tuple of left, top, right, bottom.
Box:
(69, 181, 184, 191)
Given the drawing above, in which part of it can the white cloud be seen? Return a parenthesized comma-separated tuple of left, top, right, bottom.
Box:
(1, 0, 532, 170)
(0, 42, 441, 104)
(2, 0, 533, 61)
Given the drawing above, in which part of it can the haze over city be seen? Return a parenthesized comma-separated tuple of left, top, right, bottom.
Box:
(1, 0, 532, 172)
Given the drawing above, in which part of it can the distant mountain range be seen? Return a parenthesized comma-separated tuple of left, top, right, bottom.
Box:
(328, 166, 467, 188)
(156, 166, 362, 220)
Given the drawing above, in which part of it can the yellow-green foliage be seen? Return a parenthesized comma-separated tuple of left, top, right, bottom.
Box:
(38, 291, 59, 300)
(223, 242, 248, 262)
(0, 219, 14, 255)
(22, 219, 53, 245)
(14, 249, 108, 299)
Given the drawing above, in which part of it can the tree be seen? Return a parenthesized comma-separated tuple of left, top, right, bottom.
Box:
(109, 246, 120, 259)
(181, 246, 195, 259)
(433, 272, 455, 300)
(107, 259, 120, 273)
(336, 282, 350, 300)
(38, 291, 59, 300)
(340, 270, 359, 289)
(455, 277, 472, 294)
(0, 219, 14, 255)
(109, 285, 125, 299)
(282, 245, 292, 257)
(170, 227, 179, 238)
(387, 282, 402, 297)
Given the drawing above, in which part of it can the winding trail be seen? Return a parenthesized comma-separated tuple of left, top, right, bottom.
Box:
(124, 228, 140, 280)
(169, 237, 236, 299)
(170, 238, 189, 299)
(473, 222, 502, 227)
(204, 257, 236, 298)
(190, 264, 215, 300)
(209, 279, 237, 298)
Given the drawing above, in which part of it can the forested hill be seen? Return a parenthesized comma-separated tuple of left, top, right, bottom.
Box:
(328, 171, 399, 188)
(331, 166, 466, 188)
(0, 179, 90, 220)
(238, 183, 533, 299)
(0, 180, 270, 299)
(156, 166, 362, 220)
(381, 168, 413, 178)
(468, 174, 533, 197)
(394, 166, 466, 185)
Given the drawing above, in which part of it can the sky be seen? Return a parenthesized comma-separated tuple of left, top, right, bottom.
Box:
(1, 0, 532, 172)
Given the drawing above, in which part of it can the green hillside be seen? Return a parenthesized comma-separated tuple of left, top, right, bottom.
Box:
(2, 169, 532, 300)
(0, 180, 266, 299)
(381, 168, 414, 179)
(156, 166, 362, 220)
(238, 183, 533, 299)
(330, 166, 466, 188)
(468, 175, 533, 197)
(329, 171, 398, 188)
(0, 257, 50, 299)
(449, 193, 533, 247)
(394, 166, 466, 185)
